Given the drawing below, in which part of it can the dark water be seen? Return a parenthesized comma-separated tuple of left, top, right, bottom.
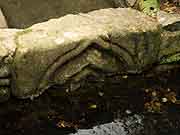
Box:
(0, 69, 180, 135)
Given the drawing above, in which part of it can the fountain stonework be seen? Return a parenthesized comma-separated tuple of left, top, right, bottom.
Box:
(0, 5, 179, 102)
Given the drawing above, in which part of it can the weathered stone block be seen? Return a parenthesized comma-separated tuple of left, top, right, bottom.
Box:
(0, 8, 179, 101)
(11, 8, 160, 98)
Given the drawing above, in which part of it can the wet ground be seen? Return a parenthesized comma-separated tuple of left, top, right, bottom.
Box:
(0, 68, 180, 135)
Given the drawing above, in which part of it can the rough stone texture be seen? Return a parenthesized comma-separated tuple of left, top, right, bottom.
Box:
(157, 11, 180, 28)
(69, 114, 143, 135)
(0, 29, 18, 63)
(0, 29, 19, 102)
(11, 8, 160, 98)
(0, 8, 179, 101)
(157, 11, 180, 63)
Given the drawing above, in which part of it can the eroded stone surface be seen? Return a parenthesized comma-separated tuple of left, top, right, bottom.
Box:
(158, 11, 180, 63)
(0, 29, 19, 102)
(157, 11, 180, 27)
(0, 8, 179, 101)
(69, 114, 143, 135)
(11, 8, 160, 98)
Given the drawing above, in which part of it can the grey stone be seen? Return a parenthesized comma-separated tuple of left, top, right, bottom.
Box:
(69, 114, 143, 135)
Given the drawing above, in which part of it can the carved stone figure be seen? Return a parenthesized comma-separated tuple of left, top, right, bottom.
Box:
(0, 8, 179, 102)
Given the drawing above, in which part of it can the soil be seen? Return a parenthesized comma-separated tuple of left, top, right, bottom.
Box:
(0, 68, 180, 135)
(160, 0, 180, 14)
